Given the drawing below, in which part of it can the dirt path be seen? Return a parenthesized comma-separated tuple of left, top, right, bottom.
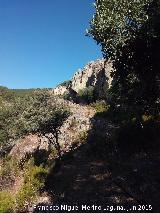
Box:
(45, 144, 139, 212)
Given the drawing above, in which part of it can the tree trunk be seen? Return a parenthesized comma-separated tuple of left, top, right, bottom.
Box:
(54, 130, 61, 160)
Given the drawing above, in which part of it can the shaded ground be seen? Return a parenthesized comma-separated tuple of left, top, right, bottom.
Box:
(35, 142, 159, 213)
(32, 106, 160, 213)
(31, 110, 160, 213)
(44, 144, 139, 211)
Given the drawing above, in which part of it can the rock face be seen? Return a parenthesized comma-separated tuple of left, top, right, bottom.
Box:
(53, 59, 113, 99)
(71, 59, 112, 98)
(53, 85, 68, 96)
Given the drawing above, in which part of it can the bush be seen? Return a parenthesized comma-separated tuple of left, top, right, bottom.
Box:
(62, 91, 71, 101)
(0, 191, 15, 213)
(77, 86, 95, 103)
(90, 101, 109, 113)
(15, 159, 48, 209)
(77, 131, 88, 142)
(0, 157, 49, 212)
(0, 157, 20, 189)
(69, 118, 79, 129)
(58, 80, 71, 88)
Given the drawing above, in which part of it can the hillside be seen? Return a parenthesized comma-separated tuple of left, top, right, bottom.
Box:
(1, 97, 160, 212)
(0, 59, 160, 213)
(1, 0, 160, 212)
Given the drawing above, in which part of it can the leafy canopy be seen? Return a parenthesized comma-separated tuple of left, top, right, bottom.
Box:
(0, 89, 70, 154)
(88, 0, 160, 121)
(88, 0, 152, 58)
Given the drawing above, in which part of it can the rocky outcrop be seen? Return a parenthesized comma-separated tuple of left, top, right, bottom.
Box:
(53, 59, 113, 99)
(9, 100, 96, 162)
(71, 59, 112, 98)
(53, 85, 68, 96)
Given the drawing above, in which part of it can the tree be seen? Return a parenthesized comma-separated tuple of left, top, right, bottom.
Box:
(0, 90, 70, 158)
(88, 0, 160, 123)
(15, 90, 70, 159)
(88, 0, 151, 59)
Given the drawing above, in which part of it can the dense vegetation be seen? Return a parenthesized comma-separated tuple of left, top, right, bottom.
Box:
(0, 156, 49, 213)
(88, 0, 160, 125)
(0, 86, 70, 212)
(0, 86, 70, 156)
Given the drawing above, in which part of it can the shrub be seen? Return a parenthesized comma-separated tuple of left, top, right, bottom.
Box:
(0, 157, 49, 212)
(0, 157, 20, 191)
(72, 131, 88, 146)
(77, 86, 95, 103)
(15, 159, 48, 209)
(90, 101, 109, 113)
(62, 91, 71, 101)
(0, 191, 15, 213)
(58, 80, 71, 88)
(77, 131, 88, 142)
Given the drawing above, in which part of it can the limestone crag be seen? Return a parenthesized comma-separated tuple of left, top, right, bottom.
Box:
(53, 59, 113, 99)
(53, 85, 68, 96)
(71, 59, 112, 97)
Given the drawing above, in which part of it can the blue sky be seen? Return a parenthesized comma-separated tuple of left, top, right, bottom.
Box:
(0, 0, 102, 89)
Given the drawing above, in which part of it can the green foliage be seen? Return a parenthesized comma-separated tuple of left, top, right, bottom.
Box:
(77, 86, 95, 103)
(90, 101, 109, 113)
(58, 80, 71, 88)
(0, 157, 20, 187)
(70, 118, 79, 129)
(0, 89, 70, 155)
(15, 159, 48, 209)
(0, 157, 49, 212)
(0, 86, 15, 103)
(15, 90, 70, 135)
(88, 0, 151, 58)
(0, 191, 15, 213)
(0, 88, 69, 210)
(0, 86, 39, 104)
(11, 88, 36, 97)
(0, 102, 20, 153)
(109, 0, 160, 120)
(72, 131, 88, 148)
(61, 91, 71, 101)
(77, 131, 88, 142)
(88, 0, 160, 121)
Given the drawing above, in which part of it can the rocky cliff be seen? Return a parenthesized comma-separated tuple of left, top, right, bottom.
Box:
(53, 59, 113, 99)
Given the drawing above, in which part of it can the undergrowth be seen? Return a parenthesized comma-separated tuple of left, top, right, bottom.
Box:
(0, 191, 15, 213)
(0, 157, 49, 213)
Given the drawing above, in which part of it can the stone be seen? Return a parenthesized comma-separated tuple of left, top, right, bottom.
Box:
(53, 59, 113, 100)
